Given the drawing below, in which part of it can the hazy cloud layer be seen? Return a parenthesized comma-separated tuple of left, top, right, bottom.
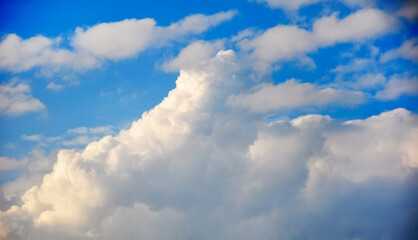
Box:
(1, 50, 417, 240)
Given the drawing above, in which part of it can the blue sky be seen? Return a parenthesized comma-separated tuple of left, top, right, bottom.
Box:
(0, 0, 417, 239)
(1, 0, 416, 159)
(0, 1, 416, 157)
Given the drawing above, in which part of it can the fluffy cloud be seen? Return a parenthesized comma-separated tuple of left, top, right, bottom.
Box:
(376, 74, 418, 100)
(0, 79, 45, 116)
(312, 9, 397, 44)
(0, 34, 98, 73)
(0, 10, 237, 75)
(243, 25, 315, 62)
(305, 108, 418, 183)
(45, 82, 64, 91)
(162, 40, 224, 71)
(380, 38, 418, 63)
(0, 150, 56, 211)
(0, 157, 26, 171)
(0, 50, 416, 239)
(154, 10, 237, 42)
(72, 18, 156, 60)
(227, 79, 365, 113)
(242, 8, 398, 65)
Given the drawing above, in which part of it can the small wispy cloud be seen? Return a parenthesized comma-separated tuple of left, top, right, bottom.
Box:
(21, 125, 117, 148)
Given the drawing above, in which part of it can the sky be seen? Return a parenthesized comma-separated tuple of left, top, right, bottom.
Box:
(0, 0, 417, 239)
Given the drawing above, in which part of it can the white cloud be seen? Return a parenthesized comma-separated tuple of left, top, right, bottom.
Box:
(1, 50, 416, 239)
(73, 10, 236, 60)
(162, 40, 224, 71)
(0, 34, 52, 72)
(329, 49, 388, 92)
(252, 0, 323, 11)
(0, 34, 98, 73)
(228, 79, 365, 113)
(375, 74, 418, 100)
(349, 73, 386, 90)
(66, 125, 115, 135)
(72, 18, 156, 60)
(242, 9, 398, 65)
(0, 157, 26, 171)
(61, 135, 100, 146)
(332, 67, 418, 101)
(339, 0, 375, 8)
(380, 38, 418, 63)
(332, 57, 374, 73)
(0, 10, 237, 75)
(88, 126, 115, 134)
(21, 125, 116, 149)
(46, 82, 64, 91)
(155, 10, 237, 42)
(252, 0, 375, 10)
(0, 79, 45, 116)
(304, 108, 418, 199)
(312, 9, 397, 44)
(309, 109, 415, 182)
(22, 134, 43, 142)
(66, 127, 89, 135)
(21, 134, 62, 146)
(1, 150, 56, 205)
(243, 25, 315, 62)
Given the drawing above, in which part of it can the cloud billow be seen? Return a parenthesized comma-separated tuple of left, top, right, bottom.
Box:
(0, 50, 417, 240)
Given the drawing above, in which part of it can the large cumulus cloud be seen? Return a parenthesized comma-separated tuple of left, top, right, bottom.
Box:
(1, 50, 417, 240)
